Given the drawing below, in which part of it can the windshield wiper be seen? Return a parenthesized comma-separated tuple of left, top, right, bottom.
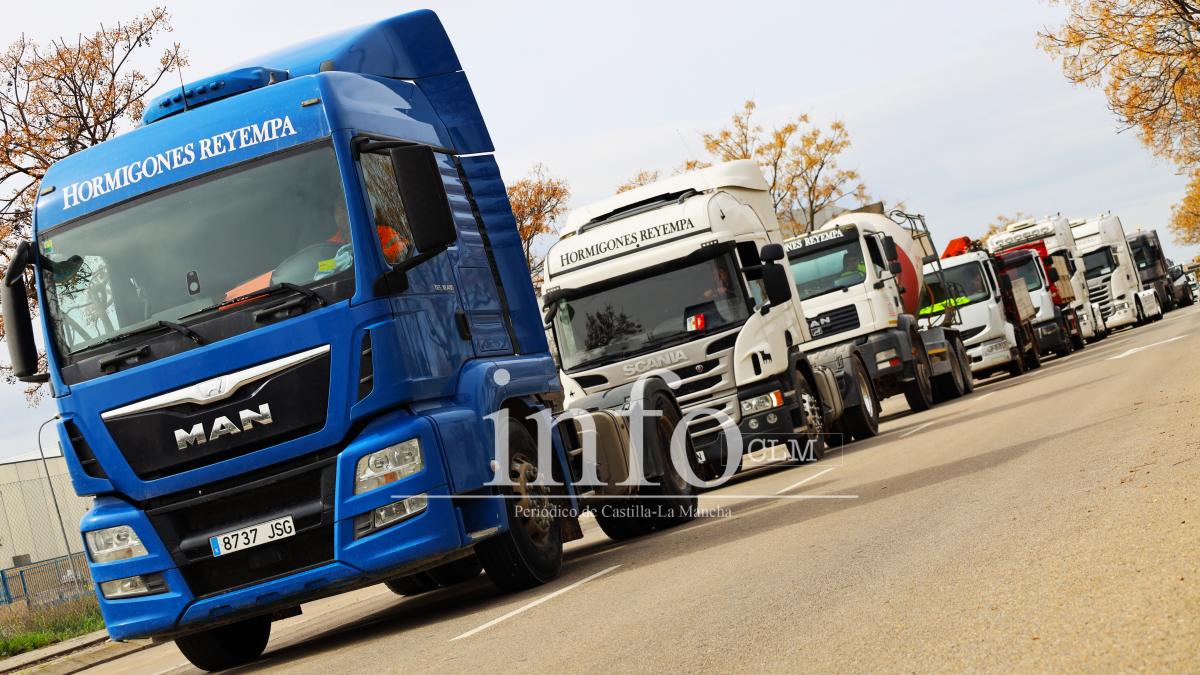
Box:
(181, 282, 326, 321)
(80, 320, 205, 354)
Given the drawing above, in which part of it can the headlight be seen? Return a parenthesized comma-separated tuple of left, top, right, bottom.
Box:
(355, 439, 423, 494)
(740, 390, 784, 415)
(86, 526, 148, 563)
(100, 573, 167, 599)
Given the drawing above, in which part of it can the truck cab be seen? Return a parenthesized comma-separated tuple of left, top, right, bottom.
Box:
(987, 216, 1104, 345)
(1071, 214, 1161, 328)
(542, 161, 859, 484)
(785, 209, 971, 413)
(0, 12, 683, 670)
(920, 244, 1040, 378)
(1129, 230, 1189, 311)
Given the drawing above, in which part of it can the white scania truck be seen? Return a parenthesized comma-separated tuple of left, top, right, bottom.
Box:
(783, 208, 972, 416)
(541, 161, 873, 493)
(987, 215, 1107, 344)
(1070, 214, 1162, 328)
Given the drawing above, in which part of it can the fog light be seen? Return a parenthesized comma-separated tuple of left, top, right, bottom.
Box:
(100, 573, 167, 599)
(748, 418, 760, 430)
(86, 526, 148, 563)
(355, 439, 423, 494)
(353, 494, 429, 539)
(766, 412, 779, 425)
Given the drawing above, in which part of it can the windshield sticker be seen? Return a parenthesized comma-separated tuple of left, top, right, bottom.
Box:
(60, 116, 298, 211)
(316, 258, 337, 272)
(42, 239, 53, 254)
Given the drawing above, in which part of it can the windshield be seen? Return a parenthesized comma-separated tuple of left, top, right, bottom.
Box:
(920, 262, 990, 314)
(40, 144, 351, 356)
(1003, 256, 1043, 292)
(553, 254, 750, 371)
(1083, 248, 1117, 280)
(1130, 240, 1152, 270)
(788, 240, 866, 301)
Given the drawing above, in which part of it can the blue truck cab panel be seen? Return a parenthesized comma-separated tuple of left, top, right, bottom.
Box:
(31, 11, 563, 640)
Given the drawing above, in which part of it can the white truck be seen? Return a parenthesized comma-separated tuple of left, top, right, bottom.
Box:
(1070, 214, 1162, 328)
(987, 216, 1108, 344)
(783, 208, 972, 416)
(920, 238, 1041, 378)
(541, 161, 871, 496)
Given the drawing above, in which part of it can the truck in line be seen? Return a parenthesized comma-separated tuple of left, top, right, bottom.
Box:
(1168, 261, 1197, 308)
(987, 215, 1107, 345)
(1128, 229, 1190, 311)
(1, 12, 699, 670)
(783, 207, 972, 416)
(921, 237, 1041, 379)
(1070, 214, 1162, 327)
(542, 161, 869, 490)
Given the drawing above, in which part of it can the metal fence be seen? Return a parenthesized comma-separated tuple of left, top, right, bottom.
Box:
(0, 552, 93, 607)
(0, 468, 94, 608)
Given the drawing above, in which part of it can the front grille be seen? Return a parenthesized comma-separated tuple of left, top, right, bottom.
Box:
(104, 351, 331, 479)
(1088, 283, 1114, 319)
(808, 305, 860, 339)
(145, 451, 336, 598)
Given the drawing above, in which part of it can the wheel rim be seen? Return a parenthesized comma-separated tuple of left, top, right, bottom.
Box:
(857, 366, 875, 418)
(655, 412, 687, 493)
(914, 345, 932, 399)
(800, 382, 823, 437)
(510, 452, 552, 546)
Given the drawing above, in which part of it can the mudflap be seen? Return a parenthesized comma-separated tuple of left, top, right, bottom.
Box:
(918, 326, 956, 379)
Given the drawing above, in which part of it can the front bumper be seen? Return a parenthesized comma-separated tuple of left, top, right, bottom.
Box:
(966, 338, 1014, 373)
(82, 411, 485, 641)
(1105, 302, 1136, 329)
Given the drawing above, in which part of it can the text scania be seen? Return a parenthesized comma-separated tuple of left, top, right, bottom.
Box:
(60, 116, 298, 210)
(559, 218, 698, 268)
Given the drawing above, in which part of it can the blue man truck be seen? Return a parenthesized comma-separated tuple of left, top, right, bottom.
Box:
(0, 12, 693, 671)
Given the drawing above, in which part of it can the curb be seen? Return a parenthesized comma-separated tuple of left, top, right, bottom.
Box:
(0, 630, 151, 675)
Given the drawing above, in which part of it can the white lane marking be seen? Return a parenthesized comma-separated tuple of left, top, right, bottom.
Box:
(451, 565, 621, 641)
(900, 421, 935, 438)
(775, 466, 837, 495)
(1107, 335, 1188, 360)
(975, 391, 995, 402)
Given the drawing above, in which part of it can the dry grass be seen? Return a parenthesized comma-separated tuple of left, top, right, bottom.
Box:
(0, 594, 104, 658)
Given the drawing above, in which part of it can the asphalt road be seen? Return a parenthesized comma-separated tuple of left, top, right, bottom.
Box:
(87, 307, 1200, 673)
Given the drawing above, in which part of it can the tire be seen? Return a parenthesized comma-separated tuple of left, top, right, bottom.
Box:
(1053, 319, 1073, 358)
(476, 420, 563, 591)
(957, 340, 975, 394)
(593, 391, 697, 539)
(1007, 346, 1027, 378)
(902, 335, 935, 412)
(932, 341, 967, 403)
(1024, 340, 1042, 370)
(791, 375, 826, 461)
(1071, 319, 1086, 351)
(842, 357, 880, 441)
(385, 572, 440, 596)
(175, 615, 271, 672)
(1135, 299, 1147, 326)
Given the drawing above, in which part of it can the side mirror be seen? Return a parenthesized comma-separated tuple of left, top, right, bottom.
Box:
(883, 236, 899, 263)
(762, 261, 793, 306)
(2, 241, 49, 383)
(389, 145, 457, 253)
(760, 243, 785, 263)
(888, 260, 902, 275)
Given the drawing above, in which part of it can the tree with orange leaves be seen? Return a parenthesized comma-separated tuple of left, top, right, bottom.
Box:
(1040, 1, 1200, 244)
(702, 100, 869, 235)
(506, 164, 570, 288)
(1, 8, 185, 395)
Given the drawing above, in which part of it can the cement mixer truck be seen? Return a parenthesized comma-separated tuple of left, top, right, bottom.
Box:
(784, 207, 971, 414)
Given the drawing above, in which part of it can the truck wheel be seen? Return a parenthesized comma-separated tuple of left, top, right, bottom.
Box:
(956, 340, 975, 394)
(1135, 299, 1146, 326)
(791, 375, 826, 461)
(175, 614, 271, 672)
(385, 572, 440, 596)
(476, 421, 563, 591)
(1007, 346, 1027, 378)
(1054, 320, 1073, 357)
(933, 343, 967, 403)
(902, 338, 935, 412)
(1071, 319, 1086, 351)
(842, 357, 879, 441)
(1024, 341, 1042, 370)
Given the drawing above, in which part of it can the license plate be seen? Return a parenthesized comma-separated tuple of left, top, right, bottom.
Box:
(209, 516, 295, 557)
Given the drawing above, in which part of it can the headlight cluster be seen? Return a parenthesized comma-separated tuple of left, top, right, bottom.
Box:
(355, 439, 423, 494)
(740, 390, 784, 415)
(86, 526, 148, 563)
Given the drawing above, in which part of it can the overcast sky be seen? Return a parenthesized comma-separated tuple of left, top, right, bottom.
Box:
(2, 0, 1195, 459)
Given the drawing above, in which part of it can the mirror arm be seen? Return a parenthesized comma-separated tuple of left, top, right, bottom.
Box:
(372, 244, 449, 296)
